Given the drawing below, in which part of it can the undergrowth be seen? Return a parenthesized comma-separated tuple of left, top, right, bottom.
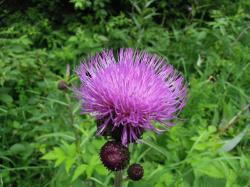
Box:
(0, 0, 250, 186)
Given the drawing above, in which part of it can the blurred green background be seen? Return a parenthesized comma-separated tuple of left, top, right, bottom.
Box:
(1, 0, 250, 186)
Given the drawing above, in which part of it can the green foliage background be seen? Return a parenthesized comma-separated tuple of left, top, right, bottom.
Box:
(1, 0, 250, 186)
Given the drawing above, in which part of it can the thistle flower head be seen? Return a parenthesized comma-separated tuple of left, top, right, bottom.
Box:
(76, 49, 187, 145)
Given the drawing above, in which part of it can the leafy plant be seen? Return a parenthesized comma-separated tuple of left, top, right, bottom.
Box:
(0, 0, 250, 186)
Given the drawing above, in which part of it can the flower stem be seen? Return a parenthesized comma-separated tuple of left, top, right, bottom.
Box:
(114, 171, 123, 187)
(65, 93, 80, 152)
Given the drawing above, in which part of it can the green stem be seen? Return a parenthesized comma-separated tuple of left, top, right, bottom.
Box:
(65, 93, 80, 152)
(114, 171, 123, 187)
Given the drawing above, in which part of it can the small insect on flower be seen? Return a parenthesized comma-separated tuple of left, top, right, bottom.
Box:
(75, 49, 187, 145)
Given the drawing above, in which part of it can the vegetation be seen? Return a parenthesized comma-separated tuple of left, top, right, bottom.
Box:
(1, 0, 250, 186)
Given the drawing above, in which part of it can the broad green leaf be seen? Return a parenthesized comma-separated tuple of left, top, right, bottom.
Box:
(139, 139, 168, 158)
(41, 151, 58, 160)
(9, 144, 25, 154)
(95, 164, 108, 176)
(219, 125, 249, 152)
(72, 164, 87, 181)
(195, 162, 225, 179)
(54, 148, 66, 167)
(65, 157, 76, 173)
(0, 94, 13, 104)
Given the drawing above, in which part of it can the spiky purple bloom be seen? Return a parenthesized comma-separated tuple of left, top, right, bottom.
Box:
(76, 49, 187, 145)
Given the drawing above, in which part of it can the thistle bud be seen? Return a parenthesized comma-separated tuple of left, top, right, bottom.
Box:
(58, 80, 68, 91)
(100, 141, 130, 171)
(127, 163, 144, 181)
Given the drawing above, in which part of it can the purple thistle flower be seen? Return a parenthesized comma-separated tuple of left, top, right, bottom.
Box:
(75, 49, 187, 145)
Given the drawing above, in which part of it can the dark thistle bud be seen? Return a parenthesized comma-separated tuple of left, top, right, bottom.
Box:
(100, 141, 130, 171)
(58, 80, 68, 91)
(127, 163, 144, 181)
